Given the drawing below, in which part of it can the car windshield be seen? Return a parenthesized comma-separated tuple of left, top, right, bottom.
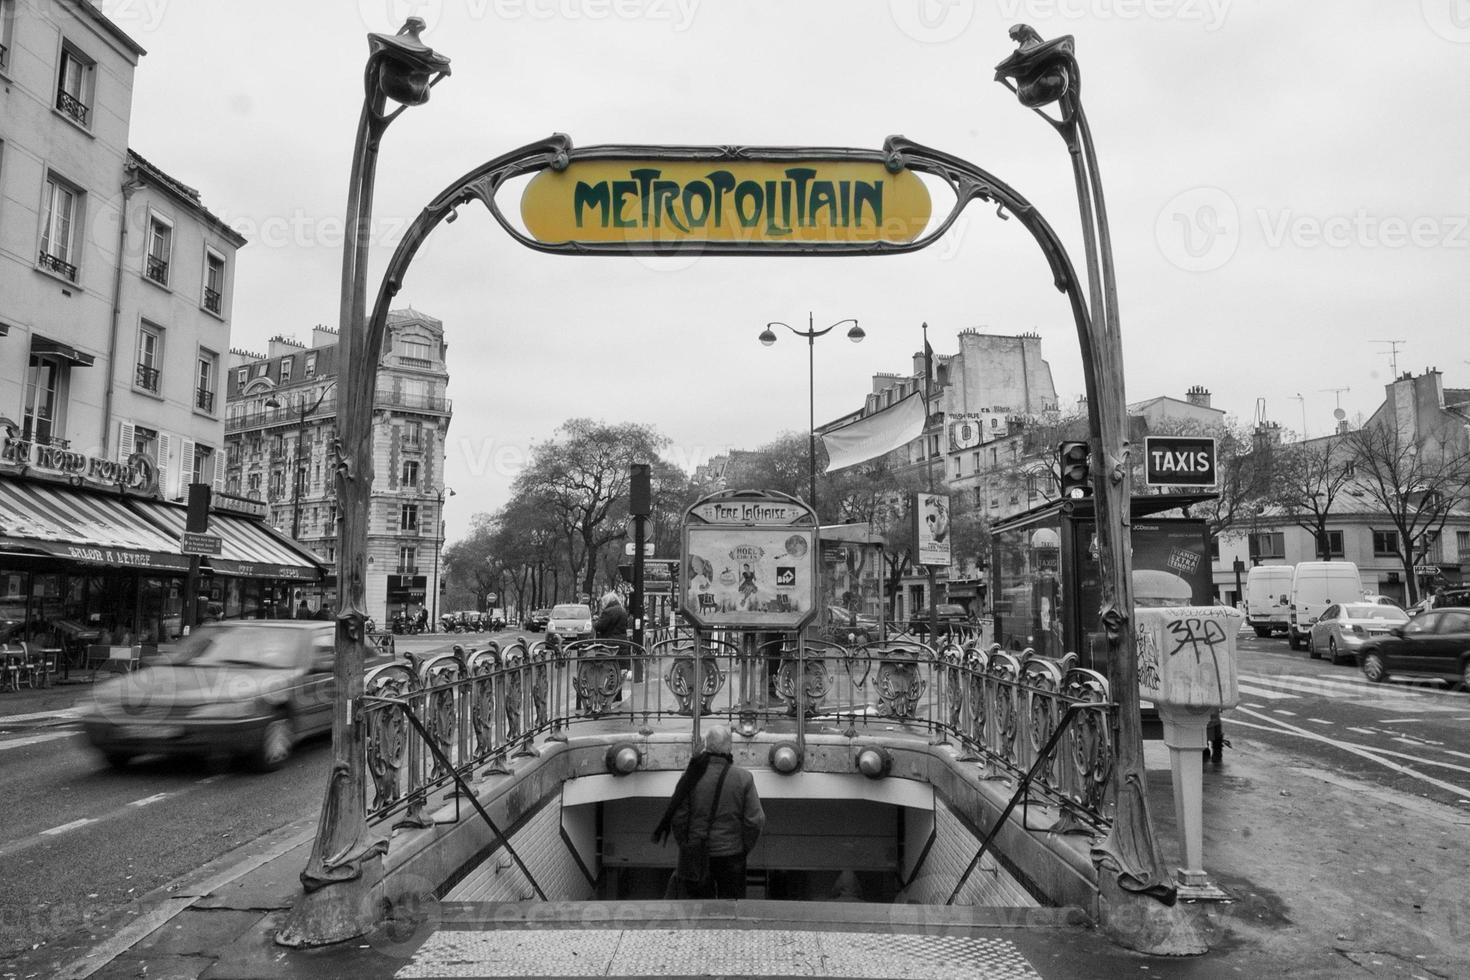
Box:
(174, 625, 303, 669)
(550, 605, 588, 619)
(1342, 604, 1408, 621)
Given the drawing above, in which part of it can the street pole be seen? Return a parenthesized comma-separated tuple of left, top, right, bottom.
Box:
(430, 487, 451, 629)
(759, 313, 865, 517)
(923, 321, 938, 639)
(277, 18, 449, 949)
(997, 26, 1188, 952)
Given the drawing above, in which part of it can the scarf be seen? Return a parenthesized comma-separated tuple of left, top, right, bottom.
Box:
(650, 750, 732, 845)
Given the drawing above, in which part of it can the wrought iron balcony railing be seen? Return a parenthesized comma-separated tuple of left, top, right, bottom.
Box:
(56, 90, 88, 125)
(135, 363, 160, 393)
(203, 286, 222, 314)
(38, 250, 78, 281)
(195, 388, 215, 413)
(145, 255, 169, 284)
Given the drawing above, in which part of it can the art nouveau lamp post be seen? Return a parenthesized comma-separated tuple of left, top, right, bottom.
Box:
(277, 18, 450, 948)
(996, 26, 1189, 950)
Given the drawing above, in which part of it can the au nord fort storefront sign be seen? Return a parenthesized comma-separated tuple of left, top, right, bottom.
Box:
(0, 425, 159, 496)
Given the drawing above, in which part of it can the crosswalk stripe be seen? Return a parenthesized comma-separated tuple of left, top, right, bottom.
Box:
(1239, 674, 1419, 700)
(1236, 683, 1297, 701)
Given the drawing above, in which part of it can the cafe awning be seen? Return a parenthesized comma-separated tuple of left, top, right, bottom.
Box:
(0, 477, 190, 571)
(130, 500, 324, 581)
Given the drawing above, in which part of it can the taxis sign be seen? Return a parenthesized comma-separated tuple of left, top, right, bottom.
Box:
(521, 159, 932, 246)
(1144, 436, 1217, 488)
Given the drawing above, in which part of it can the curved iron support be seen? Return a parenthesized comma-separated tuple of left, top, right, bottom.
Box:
(997, 22, 1179, 927)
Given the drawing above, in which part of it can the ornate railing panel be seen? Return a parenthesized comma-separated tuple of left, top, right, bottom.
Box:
(355, 629, 1116, 833)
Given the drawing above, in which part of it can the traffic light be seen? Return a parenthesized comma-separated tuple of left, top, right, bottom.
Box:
(1058, 441, 1092, 498)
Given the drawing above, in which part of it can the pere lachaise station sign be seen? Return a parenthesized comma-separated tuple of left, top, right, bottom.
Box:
(679, 489, 818, 631)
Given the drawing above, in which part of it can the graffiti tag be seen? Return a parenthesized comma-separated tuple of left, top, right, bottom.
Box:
(1165, 617, 1228, 664)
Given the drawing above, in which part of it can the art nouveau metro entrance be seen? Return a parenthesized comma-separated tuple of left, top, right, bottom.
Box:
(274, 19, 1212, 960)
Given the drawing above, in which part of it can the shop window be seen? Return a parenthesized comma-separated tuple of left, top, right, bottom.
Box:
(1373, 530, 1398, 556)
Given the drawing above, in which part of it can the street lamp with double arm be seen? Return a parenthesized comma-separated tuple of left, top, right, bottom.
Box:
(758, 313, 865, 514)
(431, 485, 455, 629)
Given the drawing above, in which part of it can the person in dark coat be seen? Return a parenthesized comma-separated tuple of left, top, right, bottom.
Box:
(594, 592, 631, 704)
(651, 725, 765, 898)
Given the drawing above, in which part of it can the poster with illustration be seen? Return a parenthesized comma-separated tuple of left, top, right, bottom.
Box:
(682, 526, 817, 629)
(915, 492, 951, 567)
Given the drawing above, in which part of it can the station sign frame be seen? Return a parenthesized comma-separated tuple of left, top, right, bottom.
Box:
(679, 489, 818, 631)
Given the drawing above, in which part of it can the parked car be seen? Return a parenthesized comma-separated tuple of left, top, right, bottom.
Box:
(1287, 561, 1363, 651)
(545, 603, 594, 642)
(1407, 587, 1470, 617)
(907, 603, 973, 636)
(1307, 602, 1409, 665)
(523, 608, 551, 632)
(820, 605, 881, 643)
(77, 621, 338, 772)
(1357, 608, 1470, 688)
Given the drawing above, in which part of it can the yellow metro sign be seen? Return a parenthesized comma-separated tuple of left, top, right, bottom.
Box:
(521, 160, 932, 246)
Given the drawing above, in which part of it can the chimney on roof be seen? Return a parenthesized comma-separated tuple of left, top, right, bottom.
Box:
(1185, 385, 1211, 408)
(311, 325, 339, 348)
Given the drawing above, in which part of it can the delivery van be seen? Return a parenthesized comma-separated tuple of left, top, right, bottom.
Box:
(1245, 564, 1295, 638)
(1288, 561, 1363, 650)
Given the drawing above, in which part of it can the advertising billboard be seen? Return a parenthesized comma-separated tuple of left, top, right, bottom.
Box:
(680, 490, 817, 630)
(914, 492, 951, 567)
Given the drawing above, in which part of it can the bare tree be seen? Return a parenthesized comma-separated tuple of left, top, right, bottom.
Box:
(1345, 421, 1470, 604)
(1268, 434, 1355, 560)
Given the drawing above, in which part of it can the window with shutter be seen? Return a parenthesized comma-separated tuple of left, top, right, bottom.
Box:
(117, 420, 135, 463)
(177, 439, 195, 498)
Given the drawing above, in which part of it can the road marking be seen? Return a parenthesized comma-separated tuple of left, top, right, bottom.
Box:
(1306, 718, 1331, 725)
(41, 817, 97, 836)
(128, 793, 170, 808)
(1237, 683, 1297, 700)
(1346, 727, 1377, 735)
(1242, 702, 1265, 709)
(1445, 750, 1470, 762)
(1273, 709, 1297, 717)
(1233, 707, 1470, 799)
(0, 730, 80, 752)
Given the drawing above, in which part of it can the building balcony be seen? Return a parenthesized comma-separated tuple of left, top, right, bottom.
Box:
(38, 250, 78, 282)
(225, 397, 339, 433)
(203, 286, 222, 314)
(56, 90, 89, 125)
(135, 363, 161, 393)
(375, 390, 451, 414)
(195, 388, 215, 413)
(397, 565, 420, 575)
(145, 255, 169, 285)
(398, 356, 433, 369)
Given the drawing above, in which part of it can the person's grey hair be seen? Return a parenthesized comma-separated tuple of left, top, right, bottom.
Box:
(703, 725, 732, 754)
(602, 592, 621, 609)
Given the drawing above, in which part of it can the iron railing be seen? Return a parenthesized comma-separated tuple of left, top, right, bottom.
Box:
(145, 255, 169, 284)
(56, 90, 88, 125)
(135, 363, 160, 392)
(356, 632, 1115, 836)
(203, 286, 222, 314)
(38, 250, 78, 281)
(195, 388, 215, 413)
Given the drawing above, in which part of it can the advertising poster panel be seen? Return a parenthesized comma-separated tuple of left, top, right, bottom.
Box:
(680, 490, 817, 630)
(914, 492, 951, 567)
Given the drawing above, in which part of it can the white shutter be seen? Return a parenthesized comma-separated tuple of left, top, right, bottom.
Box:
(177, 438, 195, 498)
(117, 420, 135, 462)
(213, 450, 226, 494)
(157, 432, 172, 495)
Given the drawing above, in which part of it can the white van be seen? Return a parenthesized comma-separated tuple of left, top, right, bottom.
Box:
(1245, 564, 1295, 638)
(1288, 561, 1363, 650)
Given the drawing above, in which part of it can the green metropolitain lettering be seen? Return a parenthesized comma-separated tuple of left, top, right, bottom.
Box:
(569, 167, 887, 234)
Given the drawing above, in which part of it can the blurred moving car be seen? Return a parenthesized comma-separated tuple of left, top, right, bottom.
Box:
(78, 621, 337, 772)
(523, 608, 551, 632)
(820, 605, 881, 643)
(1357, 608, 1470, 688)
(545, 603, 594, 642)
(1307, 602, 1409, 665)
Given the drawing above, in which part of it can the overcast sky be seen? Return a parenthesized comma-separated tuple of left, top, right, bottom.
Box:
(114, 0, 1469, 541)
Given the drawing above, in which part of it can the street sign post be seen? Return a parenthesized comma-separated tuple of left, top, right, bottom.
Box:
(180, 531, 223, 557)
(624, 541, 655, 557)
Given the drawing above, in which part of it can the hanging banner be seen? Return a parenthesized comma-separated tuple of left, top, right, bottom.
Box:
(522, 159, 932, 246)
(822, 391, 926, 472)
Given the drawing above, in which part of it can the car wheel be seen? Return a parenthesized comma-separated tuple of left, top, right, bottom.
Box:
(252, 714, 294, 772)
(1307, 633, 1321, 659)
(103, 750, 133, 770)
(1362, 653, 1387, 684)
(1328, 637, 1340, 665)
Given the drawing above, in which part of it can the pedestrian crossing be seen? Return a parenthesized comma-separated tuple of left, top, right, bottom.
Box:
(1236, 670, 1468, 713)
